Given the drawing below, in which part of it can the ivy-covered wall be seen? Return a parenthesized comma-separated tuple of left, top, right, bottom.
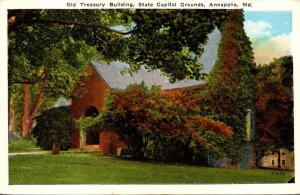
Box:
(200, 10, 256, 164)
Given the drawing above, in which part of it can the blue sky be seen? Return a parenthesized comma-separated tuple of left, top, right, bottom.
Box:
(244, 11, 292, 65)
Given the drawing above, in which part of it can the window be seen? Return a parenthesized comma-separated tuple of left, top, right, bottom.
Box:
(282, 152, 285, 155)
(282, 160, 286, 166)
(272, 160, 274, 165)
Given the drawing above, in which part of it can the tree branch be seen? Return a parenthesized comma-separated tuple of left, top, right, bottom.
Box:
(9, 80, 34, 84)
(30, 71, 48, 118)
(9, 18, 136, 36)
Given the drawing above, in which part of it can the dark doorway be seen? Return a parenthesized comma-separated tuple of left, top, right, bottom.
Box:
(84, 106, 100, 145)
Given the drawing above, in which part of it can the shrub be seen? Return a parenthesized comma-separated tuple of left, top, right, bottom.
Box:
(32, 106, 72, 150)
(150, 134, 224, 165)
(150, 137, 186, 163)
(78, 83, 232, 160)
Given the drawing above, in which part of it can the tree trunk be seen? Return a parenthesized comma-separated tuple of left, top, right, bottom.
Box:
(21, 73, 47, 139)
(277, 149, 281, 169)
(21, 83, 31, 139)
(30, 73, 47, 118)
(8, 101, 15, 133)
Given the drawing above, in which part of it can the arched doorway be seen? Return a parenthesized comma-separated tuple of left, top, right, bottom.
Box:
(84, 106, 100, 145)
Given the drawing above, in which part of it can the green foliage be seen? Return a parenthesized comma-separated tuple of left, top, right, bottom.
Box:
(31, 106, 72, 150)
(9, 84, 23, 133)
(199, 10, 256, 163)
(9, 30, 97, 98)
(151, 137, 206, 165)
(151, 128, 227, 164)
(255, 56, 293, 161)
(124, 10, 228, 81)
(9, 10, 98, 137)
(9, 10, 228, 83)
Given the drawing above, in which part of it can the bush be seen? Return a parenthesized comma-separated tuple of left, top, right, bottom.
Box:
(150, 137, 209, 165)
(150, 137, 186, 163)
(32, 106, 72, 150)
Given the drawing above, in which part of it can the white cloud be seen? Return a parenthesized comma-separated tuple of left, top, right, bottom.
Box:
(244, 20, 272, 39)
(253, 33, 292, 65)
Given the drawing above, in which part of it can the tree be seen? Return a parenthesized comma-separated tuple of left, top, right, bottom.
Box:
(8, 10, 119, 138)
(8, 10, 228, 81)
(8, 9, 228, 138)
(199, 10, 256, 163)
(9, 29, 97, 138)
(77, 83, 232, 159)
(122, 10, 228, 81)
(255, 56, 293, 166)
(31, 106, 72, 151)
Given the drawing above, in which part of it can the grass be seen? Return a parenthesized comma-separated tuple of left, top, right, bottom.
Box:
(9, 152, 294, 184)
(8, 139, 43, 153)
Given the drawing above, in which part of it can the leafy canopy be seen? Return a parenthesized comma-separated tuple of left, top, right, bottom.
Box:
(9, 9, 228, 83)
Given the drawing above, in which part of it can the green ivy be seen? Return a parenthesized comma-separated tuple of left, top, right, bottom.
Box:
(200, 10, 256, 163)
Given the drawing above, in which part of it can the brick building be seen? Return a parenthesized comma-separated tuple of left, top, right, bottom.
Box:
(70, 28, 221, 155)
(70, 61, 210, 154)
(69, 27, 259, 169)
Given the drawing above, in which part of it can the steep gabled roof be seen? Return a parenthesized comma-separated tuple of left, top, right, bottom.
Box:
(91, 28, 221, 90)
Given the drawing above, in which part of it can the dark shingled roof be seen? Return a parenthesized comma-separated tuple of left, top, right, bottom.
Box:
(91, 28, 221, 90)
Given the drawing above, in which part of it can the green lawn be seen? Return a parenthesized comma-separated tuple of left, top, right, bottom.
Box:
(9, 152, 294, 184)
(9, 139, 43, 153)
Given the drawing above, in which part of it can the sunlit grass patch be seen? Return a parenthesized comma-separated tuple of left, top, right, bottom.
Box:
(9, 152, 294, 184)
(9, 139, 42, 153)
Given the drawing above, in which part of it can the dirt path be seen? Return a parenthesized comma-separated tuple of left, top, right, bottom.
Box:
(9, 151, 49, 156)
